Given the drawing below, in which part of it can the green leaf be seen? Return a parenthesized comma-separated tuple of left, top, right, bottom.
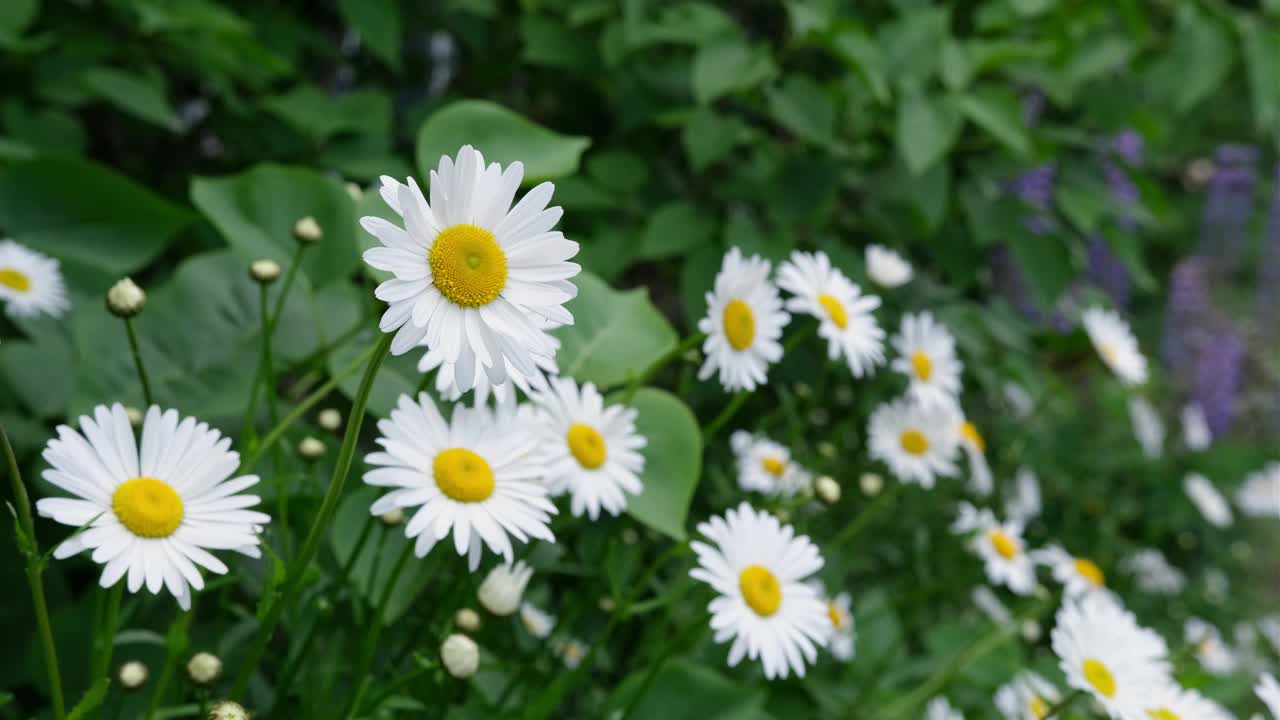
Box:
(191, 164, 361, 287)
(638, 202, 717, 261)
(0, 0, 38, 44)
(553, 273, 678, 388)
(1065, 34, 1133, 87)
(830, 29, 890, 104)
(338, 0, 402, 70)
(0, 155, 193, 283)
(65, 677, 109, 720)
(955, 87, 1031, 157)
(896, 91, 962, 175)
(0, 326, 72, 418)
(764, 75, 835, 146)
(1237, 15, 1280, 134)
(521, 14, 596, 70)
(691, 40, 776, 104)
(681, 108, 747, 172)
(878, 7, 949, 83)
(331, 488, 431, 624)
(262, 86, 392, 142)
(416, 100, 591, 185)
(1007, 233, 1073, 309)
(623, 389, 701, 541)
(622, 657, 764, 720)
(586, 151, 650, 193)
(82, 67, 181, 132)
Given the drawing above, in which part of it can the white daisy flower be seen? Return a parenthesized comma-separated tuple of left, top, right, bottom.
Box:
(1183, 473, 1233, 528)
(1032, 544, 1108, 599)
(1081, 307, 1147, 386)
(775, 250, 885, 377)
(689, 502, 828, 679)
(1181, 403, 1211, 451)
(363, 393, 557, 571)
(697, 247, 789, 392)
(811, 583, 855, 662)
(867, 397, 961, 489)
(1184, 618, 1238, 675)
(890, 312, 962, 409)
(519, 602, 556, 639)
(1259, 615, 1280, 657)
(417, 328, 560, 404)
(477, 560, 533, 615)
(1051, 593, 1171, 720)
(1237, 462, 1280, 518)
(0, 239, 71, 318)
(1123, 549, 1186, 596)
(864, 244, 912, 288)
(972, 585, 1012, 626)
(1006, 466, 1042, 525)
(1257, 672, 1280, 718)
(1127, 396, 1164, 460)
(532, 377, 646, 520)
(925, 696, 964, 720)
(361, 145, 580, 391)
(994, 671, 1060, 720)
(1140, 684, 1235, 720)
(36, 404, 268, 610)
(953, 412, 992, 496)
(952, 503, 1036, 596)
(1003, 382, 1034, 419)
(729, 431, 811, 498)
(554, 637, 587, 669)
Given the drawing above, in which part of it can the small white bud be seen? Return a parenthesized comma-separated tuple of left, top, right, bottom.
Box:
(682, 348, 701, 363)
(118, 660, 148, 690)
(454, 608, 481, 633)
(817, 441, 837, 459)
(344, 182, 364, 202)
(297, 436, 325, 461)
(249, 259, 281, 284)
(815, 475, 841, 505)
(809, 409, 829, 426)
(556, 638, 587, 669)
(793, 382, 812, 399)
(774, 508, 791, 523)
(379, 508, 405, 527)
(207, 700, 249, 720)
(125, 406, 144, 428)
(621, 528, 639, 545)
(317, 408, 342, 431)
(292, 216, 323, 244)
(186, 651, 222, 686)
(477, 561, 533, 616)
(859, 472, 883, 497)
(1020, 620, 1042, 643)
(1184, 158, 1215, 189)
(835, 385, 854, 407)
(440, 634, 479, 679)
(106, 277, 146, 318)
(598, 596, 615, 612)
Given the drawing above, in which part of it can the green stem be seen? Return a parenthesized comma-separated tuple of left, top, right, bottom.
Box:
(1040, 689, 1083, 720)
(828, 483, 902, 550)
(619, 333, 705, 404)
(259, 284, 287, 557)
(701, 391, 749, 446)
(345, 542, 416, 718)
(620, 620, 707, 719)
(90, 583, 124, 683)
(240, 245, 308, 447)
(3, 425, 66, 720)
(268, 245, 307, 334)
(363, 658, 435, 714)
(230, 333, 393, 701)
(143, 610, 195, 720)
(124, 317, 154, 406)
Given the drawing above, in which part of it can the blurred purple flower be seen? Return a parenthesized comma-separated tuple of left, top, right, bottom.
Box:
(1257, 164, 1280, 340)
(1009, 163, 1056, 235)
(1162, 256, 1211, 376)
(1198, 144, 1258, 273)
(1022, 90, 1046, 127)
(1086, 131, 1144, 307)
(1192, 319, 1245, 437)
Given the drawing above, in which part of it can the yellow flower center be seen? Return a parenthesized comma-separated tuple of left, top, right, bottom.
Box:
(0, 268, 31, 293)
(1029, 696, 1050, 720)
(112, 477, 183, 538)
(1082, 658, 1116, 698)
(817, 293, 848, 329)
(739, 565, 781, 617)
(428, 224, 507, 307)
(433, 448, 495, 502)
(1074, 557, 1105, 587)
(1146, 709, 1180, 720)
(761, 456, 786, 477)
(566, 423, 607, 469)
(961, 421, 985, 452)
(827, 601, 845, 628)
(911, 351, 933, 380)
(1098, 343, 1117, 363)
(722, 299, 755, 351)
(988, 529, 1018, 559)
(899, 429, 928, 455)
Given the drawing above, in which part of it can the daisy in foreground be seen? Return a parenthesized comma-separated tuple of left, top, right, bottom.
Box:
(819, 586, 855, 662)
(953, 411, 992, 496)
(1258, 672, 1280, 718)
(867, 397, 960, 488)
(1081, 307, 1147, 386)
(729, 431, 811, 497)
(37, 404, 268, 609)
(417, 328, 560, 404)
(533, 377, 646, 520)
(775, 250, 885, 377)
(890, 312, 962, 409)
(952, 503, 1036, 596)
(865, 244, 912, 288)
(363, 393, 556, 570)
(994, 671, 1060, 720)
(1032, 545, 1108, 599)
(0, 239, 71, 318)
(1236, 462, 1280, 518)
(361, 145, 580, 390)
(1139, 683, 1234, 720)
(925, 696, 963, 720)
(697, 247, 789, 392)
(1051, 593, 1170, 719)
(689, 503, 828, 679)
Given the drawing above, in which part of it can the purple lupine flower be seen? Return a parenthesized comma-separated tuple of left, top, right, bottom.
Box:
(994, 163, 1059, 325)
(1162, 256, 1212, 376)
(990, 245, 1042, 322)
(1009, 163, 1057, 235)
(1256, 163, 1280, 340)
(1198, 144, 1258, 273)
(1192, 318, 1246, 437)
(1021, 90, 1046, 128)
(1086, 131, 1145, 307)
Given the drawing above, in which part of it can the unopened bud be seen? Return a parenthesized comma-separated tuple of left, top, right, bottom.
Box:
(118, 660, 148, 690)
(344, 182, 364, 202)
(860, 472, 883, 497)
(249, 259, 281, 284)
(207, 701, 249, 720)
(292, 216, 323, 244)
(598, 596, 615, 612)
(477, 561, 533, 616)
(125, 406, 144, 427)
(186, 651, 222, 686)
(379, 508, 405, 527)
(454, 608, 481, 633)
(817, 441, 837, 459)
(441, 634, 479, 679)
(621, 528, 639, 545)
(317, 408, 342, 431)
(1020, 620, 1041, 643)
(297, 436, 325, 461)
(107, 277, 146, 318)
(815, 475, 841, 505)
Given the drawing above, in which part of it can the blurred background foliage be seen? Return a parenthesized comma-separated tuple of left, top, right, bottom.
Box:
(2, 0, 1280, 717)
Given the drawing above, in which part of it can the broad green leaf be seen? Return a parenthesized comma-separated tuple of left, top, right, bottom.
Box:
(191, 164, 361, 287)
(830, 29, 890, 103)
(691, 41, 776, 103)
(586, 151, 650, 193)
(1065, 34, 1133, 86)
(330, 487, 432, 624)
(521, 14, 595, 70)
(416, 100, 591, 184)
(0, 103, 86, 153)
(622, 389, 700, 540)
(262, 86, 392, 142)
(622, 657, 765, 720)
(878, 7, 949, 83)
(338, 0, 402, 70)
(939, 41, 971, 90)
(895, 91, 962, 175)
(764, 75, 835, 146)
(82, 67, 181, 132)
(328, 330, 421, 418)
(0, 324, 72, 418)
(1237, 15, 1280, 134)
(575, 223, 635, 284)
(638, 202, 717, 261)
(1007, 232, 1073, 309)
(955, 87, 1030, 157)
(0, 0, 38, 44)
(681, 108, 747, 172)
(553, 273, 678, 388)
(1148, 8, 1233, 113)
(0, 155, 193, 284)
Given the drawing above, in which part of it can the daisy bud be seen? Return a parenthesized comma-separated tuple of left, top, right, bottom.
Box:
(814, 475, 840, 505)
(379, 508, 405, 527)
(454, 607, 481, 633)
(297, 436, 325, 461)
(794, 382, 812, 399)
(207, 700, 249, 720)
(809, 409, 829, 427)
(440, 634, 479, 679)
(817, 441, 837, 459)
(344, 182, 364, 202)
(835, 385, 854, 407)
(186, 651, 222, 686)
(124, 406, 144, 428)
(317, 408, 342, 431)
(598, 596, 615, 612)
(621, 528, 639, 545)
(682, 348, 701, 363)
(118, 660, 148, 690)
(859, 472, 883, 497)
(249, 259, 281, 284)
(774, 508, 791, 522)
(292, 216, 323, 244)
(106, 277, 146, 318)
(1019, 619, 1041, 643)
(477, 561, 533, 616)
(1184, 157, 1215, 189)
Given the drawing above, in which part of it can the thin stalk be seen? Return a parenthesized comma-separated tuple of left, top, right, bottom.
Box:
(620, 619, 707, 719)
(1040, 689, 1083, 720)
(345, 542, 416, 718)
(143, 609, 195, 720)
(362, 658, 435, 714)
(124, 317, 154, 406)
(619, 332, 705, 404)
(701, 391, 749, 445)
(268, 245, 307, 334)
(259, 284, 287, 557)
(230, 333, 393, 700)
(828, 483, 902, 550)
(90, 583, 124, 683)
(3, 425, 66, 720)
(240, 245, 308, 446)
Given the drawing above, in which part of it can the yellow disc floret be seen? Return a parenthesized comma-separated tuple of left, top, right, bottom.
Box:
(428, 224, 507, 307)
(567, 423, 607, 469)
(0, 268, 31, 293)
(761, 456, 786, 477)
(434, 448, 496, 502)
(817, 293, 848, 329)
(1146, 709, 1180, 720)
(1074, 557, 1105, 587)
(827, 601, 845, 628)
(1082, 658, 1116, 698)
(113, 477, 183, 538)
(988, 529, 1018, 559)
(911, 351, 933, 381)
(722, 299, 756, 351)
(739, 564, 782, 617)
(961, 421, 984, 452)
(899, 429, 928, 455)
